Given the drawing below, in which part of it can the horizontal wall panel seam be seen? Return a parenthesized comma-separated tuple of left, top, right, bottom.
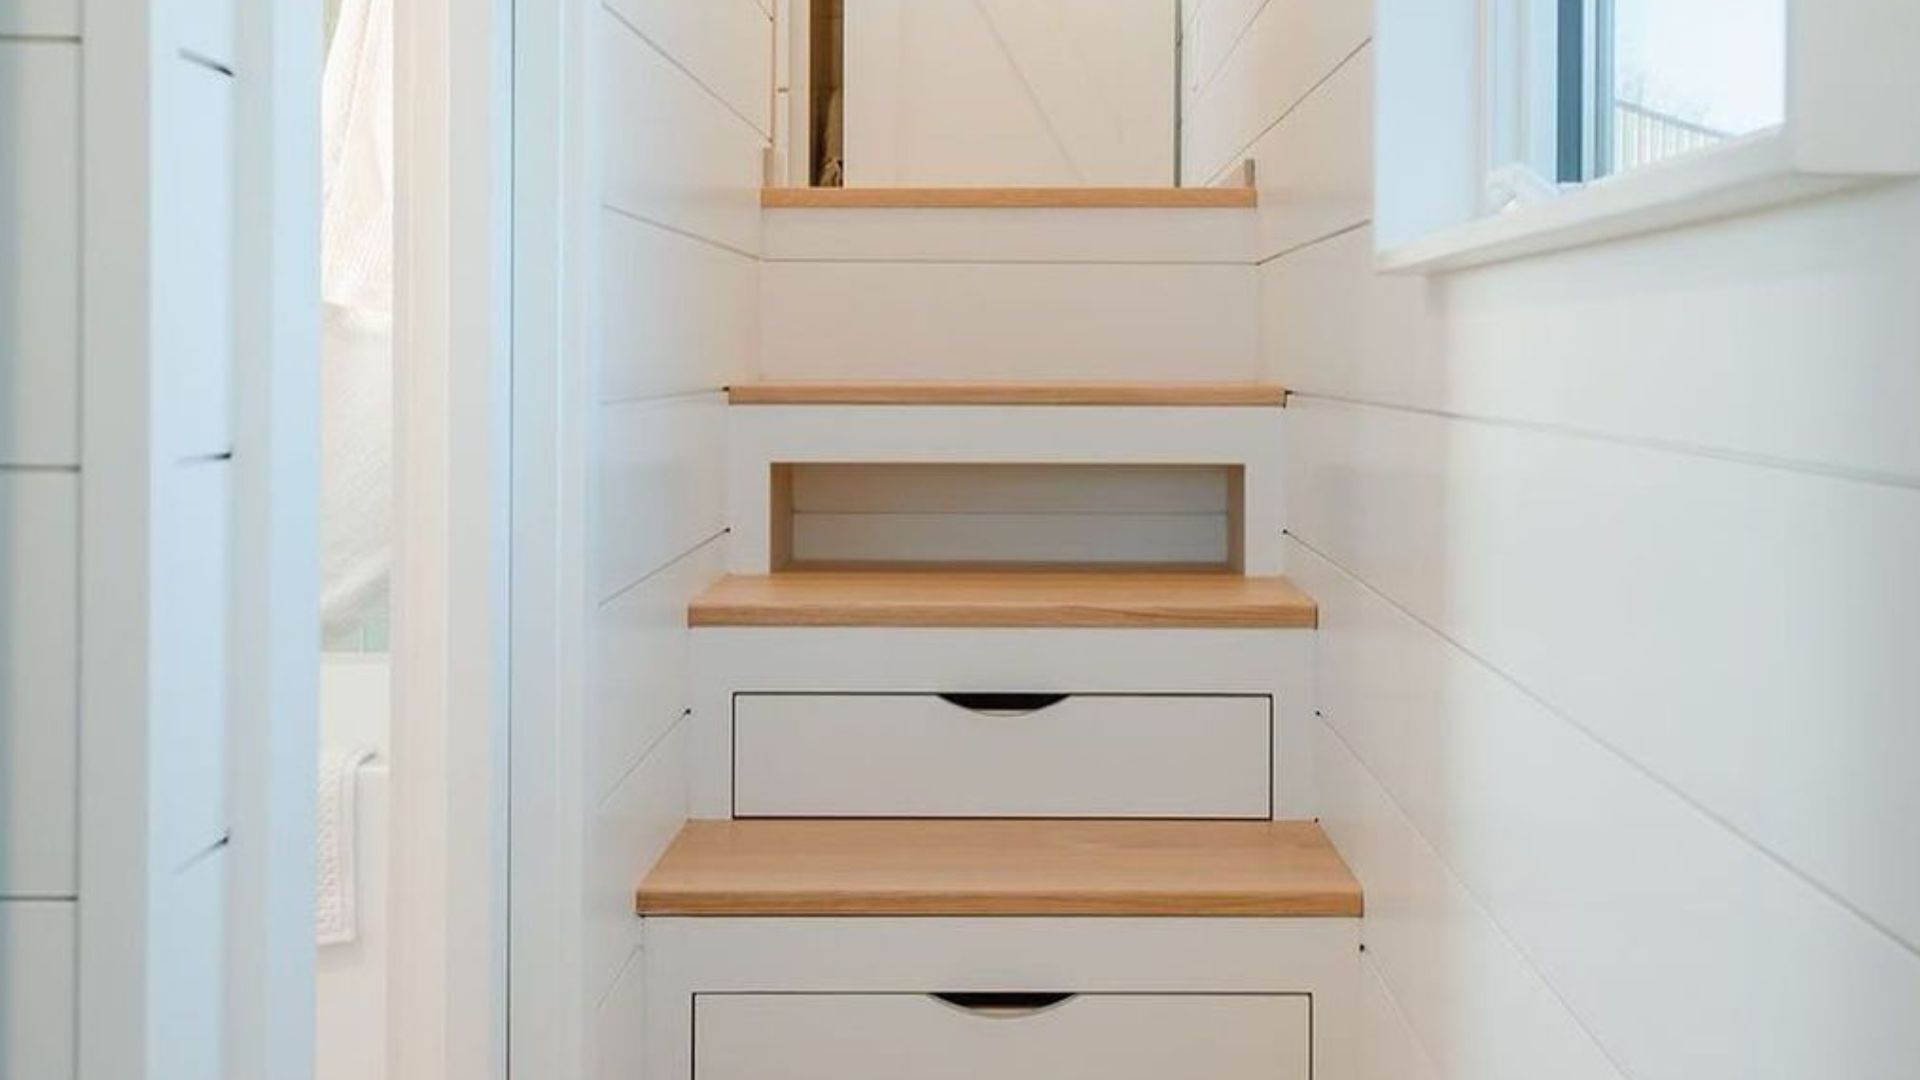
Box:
(596, 713, 688, 816)
(762, 257, 1256, 268)
(598, 385, 732, 411)
(600, 0, 770, 141)
(1288, 391, 1920, 491)
(592, 942, 646, 1012)
(597, 528, 727, 610)
(600, 202, 758, 261)
(1187, 0, 1278, 101)
(1288, 529, 1920, 961)
(1196, 36, 1371, 187)
(1361, 948, 1448, 1079)
(1257, 219, 1371, 266)
(1314, 711, 1635, 1078)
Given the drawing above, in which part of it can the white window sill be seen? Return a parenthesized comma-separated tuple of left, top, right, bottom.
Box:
(1376, 131, 1867, 275)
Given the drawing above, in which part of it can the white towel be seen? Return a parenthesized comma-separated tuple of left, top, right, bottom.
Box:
(321, 0, 395, 636)
(322, 0, 392, 313)
(317, 744, 380, 946)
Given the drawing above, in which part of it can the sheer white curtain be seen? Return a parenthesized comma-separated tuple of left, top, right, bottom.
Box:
(320, 0, 394, 639)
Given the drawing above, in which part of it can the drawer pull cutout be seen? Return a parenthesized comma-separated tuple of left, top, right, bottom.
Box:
(937, 693, 1070, 716)
(931, 992, 1078, 1018)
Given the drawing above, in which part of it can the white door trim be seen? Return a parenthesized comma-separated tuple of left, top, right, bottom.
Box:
(506, 0, 594, 1074)
(227, 0, 323, 1076)
(391, 0, 514, 1074)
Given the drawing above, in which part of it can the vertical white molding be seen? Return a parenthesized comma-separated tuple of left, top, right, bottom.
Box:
(77, 2, 158, 1076)
(779, 0, 813, 185)
(392, 0, 514, 1075)
(227, 0, 322, 1077)
(508, 0, 595, 1077)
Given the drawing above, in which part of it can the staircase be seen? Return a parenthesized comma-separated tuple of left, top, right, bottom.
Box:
(633, 186, 1362, 1080)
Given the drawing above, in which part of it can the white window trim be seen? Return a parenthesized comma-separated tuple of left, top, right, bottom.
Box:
(1377, 0, 1920, 274)
(1380, 128, 1857, 272)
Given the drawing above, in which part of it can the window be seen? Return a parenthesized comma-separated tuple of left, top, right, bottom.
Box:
(1374, 0, 1920, 270)
(1557, 0, 1787, 182)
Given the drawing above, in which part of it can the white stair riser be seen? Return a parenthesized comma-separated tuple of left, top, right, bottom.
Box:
(732, 693, 1273, 819)
(690, 628, 1317, 822)
(640, 918, 1360, 1080)
(764, 206, 1258, 263)
(696, 993, 1310, 1080)
(728, 405, 1287, 574)
(762, 261, 1259, 382)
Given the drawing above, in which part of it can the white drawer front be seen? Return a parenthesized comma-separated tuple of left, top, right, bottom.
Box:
(733, 693, 1271, 818)
(696, 992, 1309, 1080)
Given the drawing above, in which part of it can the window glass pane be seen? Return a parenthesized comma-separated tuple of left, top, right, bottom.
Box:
(1603, 0, 1786, 174)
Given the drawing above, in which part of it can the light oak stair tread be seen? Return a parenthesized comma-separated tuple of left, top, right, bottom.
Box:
(727, 380, 1289, 407)
(636, 820, 1362, 917)
(762, 186, 1258, 209)
(687, 571, 1319, 629)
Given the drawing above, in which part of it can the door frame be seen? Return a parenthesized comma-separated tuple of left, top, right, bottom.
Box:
(226, 0, 323, 1076)
(502, 0, 594, 1074)
(390, 0, 515, 1074)
(75, 2, 326, 1077)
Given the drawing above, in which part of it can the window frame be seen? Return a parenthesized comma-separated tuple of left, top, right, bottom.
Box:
(1375, 0, 1920, 274)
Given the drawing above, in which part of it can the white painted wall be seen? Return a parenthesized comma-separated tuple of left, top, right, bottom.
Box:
(583, 2, 769, 1076)
(1185, 2, 1920, 1077)
(759, 202, 1259, 381)
(842, 0, 1176, 185)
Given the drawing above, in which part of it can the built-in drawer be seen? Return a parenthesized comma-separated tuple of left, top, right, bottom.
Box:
(695, 992, 1310, 1080)
(732, 693, 1272, 818)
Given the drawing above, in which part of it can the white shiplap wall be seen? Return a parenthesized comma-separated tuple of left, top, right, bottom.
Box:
(586, 1, 768, 1076)
(2, 0, 79, 1072)
(1, 15, 81, 1074)
(1185, 3, 1920, 1078)
(0, 19, 81, 896)
(4, 1, 257, 1074)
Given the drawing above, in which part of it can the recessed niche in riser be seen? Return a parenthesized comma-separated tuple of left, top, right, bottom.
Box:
(768, 463, 1246, 571)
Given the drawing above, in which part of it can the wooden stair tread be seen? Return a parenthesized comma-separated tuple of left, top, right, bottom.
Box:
(688, 571, 1318, 629)
(636, 820, 1362, 917)
(727, 380, 1289, 407)
(762, 186, 1257, 209)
